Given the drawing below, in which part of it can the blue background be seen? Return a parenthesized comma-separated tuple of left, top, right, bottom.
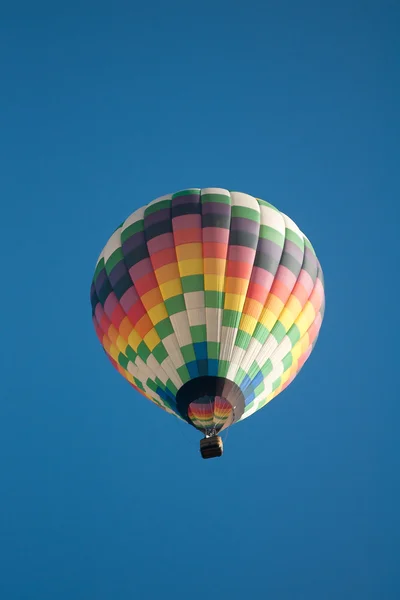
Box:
(1, 2, 399, 598)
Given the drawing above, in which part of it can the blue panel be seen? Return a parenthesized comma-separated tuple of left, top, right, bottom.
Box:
(186, 361, 200, 379)
(252, 371, 264, 388)
(244, 389, 256, 404)
(197, 359, 209, 377)
(193, 342, 208, 360)
(240, 375, 252, 391)
(207, 359, 219, 376)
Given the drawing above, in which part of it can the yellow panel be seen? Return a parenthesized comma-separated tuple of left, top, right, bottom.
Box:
(119, 366, 134, 384)
(260, 309, 279, 331)
(296, 303, 316, 336)
(144, 328, 161, 352)
(279, 307, 295, 330)
(265, 294, 284, 315)
(109, 344, 119, 362)
(116, 335, 128, 354)
(160, 278, 183, 299)
(299, 333, 310, 354)
(204, 274, 225, 292)
(239, 314, 258, 335)
(128, 329, 142, 352)
(224, 292, 245, 311)
(284, 294, 303, 318)
(291, 340, 303, 361)
(102, 336, 111, 354)
(280, 367, 293, 385)
(148, 302, 168, 324)
(179, 258, 203, 276)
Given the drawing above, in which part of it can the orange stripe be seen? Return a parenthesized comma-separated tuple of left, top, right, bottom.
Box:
(119, 316, 133, 339)
(141, 287, 164, 310)
(242, 298, 263, 319)
(155, 263, 180, 284)
(176, 243, 203, 260)
(135, 314, 153, 338)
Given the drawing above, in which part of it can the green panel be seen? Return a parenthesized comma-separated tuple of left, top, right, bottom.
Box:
(287, 324, 301, 346)
(259, 225, 284, 245)
(218, 360, 230, 378)
(147, 379, 158, 394)
(172, 189, 200, 198)
(271, 321, 286, 344)
(234, 367, 247, 386)
(181, 344, 196, 363)
(93, 258, 105, 283)
(177, 364, 190, 384)
(137, 341, 151, 362)
(272, 377, 281, 392)
(207, 341, 219, 360)
(181, 274, 204, 294)
(235, 330, 252, 349)
(222, 310, 241, 328)
(285, 228, 304, 250)
(201, 193, 231, 204)
(105, 247, 124, 275)
(261, 359, 273, 377)
(254, 381, 265, 396)
(118, 353, 129, 370)
(165, 379, 178, 396)
(231, 206, 260, 221)
(144, 199, 171, 216)
(257, 198, 278, 211)
(152, 342, 168, 364)
(190, 325, 207, 343)
(121, 219, 144, 243)
(205, 290, 224, 308)
(133, 377, 145, 391)
(253, 323, 269, 345)
(164, 295, 186, 316)
(155, 318, 174, 339)
(282, 353, 293, 371)
(125, 346, 138, 363)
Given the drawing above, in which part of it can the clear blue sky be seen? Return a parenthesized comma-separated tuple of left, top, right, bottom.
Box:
(1, 2, 399, 598)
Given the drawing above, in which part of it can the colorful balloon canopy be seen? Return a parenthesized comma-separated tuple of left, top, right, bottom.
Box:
(90, 188, 325, 437)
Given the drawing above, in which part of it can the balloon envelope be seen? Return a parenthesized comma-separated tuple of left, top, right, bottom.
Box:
(90, 188, 325, 436)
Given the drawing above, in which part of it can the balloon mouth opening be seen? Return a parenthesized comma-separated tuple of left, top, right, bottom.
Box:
(188, 396, 233, 435)
(175, 375, 246, 432)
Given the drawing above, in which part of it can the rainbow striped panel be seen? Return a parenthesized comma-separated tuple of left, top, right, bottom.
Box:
(90, 188, 325, 434)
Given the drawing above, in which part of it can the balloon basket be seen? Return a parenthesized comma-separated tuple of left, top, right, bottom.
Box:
(200, 436, 223, 459)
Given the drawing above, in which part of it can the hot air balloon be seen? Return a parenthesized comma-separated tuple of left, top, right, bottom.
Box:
(90, 188, 325, 459)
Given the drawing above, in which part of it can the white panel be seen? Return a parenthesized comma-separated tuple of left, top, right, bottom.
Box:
(205, 308, 222, 342)
(170, 313, 192, 346)
(184, 291, 204, 310)
(186, 308, 206, 327)
(103, 227, 123, 262)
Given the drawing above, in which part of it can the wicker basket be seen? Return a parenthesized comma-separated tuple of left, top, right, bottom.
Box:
(200, 436, 224, 459)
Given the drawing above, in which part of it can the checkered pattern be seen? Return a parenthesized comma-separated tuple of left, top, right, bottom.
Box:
(90, 188, 325, 430)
